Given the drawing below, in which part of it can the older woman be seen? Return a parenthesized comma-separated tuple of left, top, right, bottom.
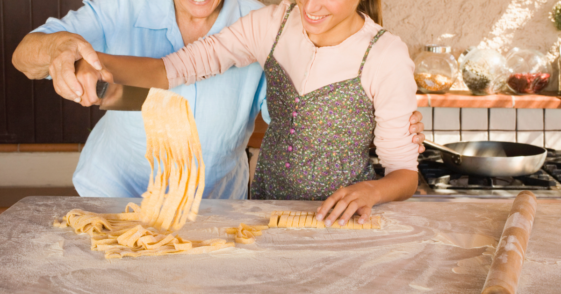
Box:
(12, 0, 426, 200)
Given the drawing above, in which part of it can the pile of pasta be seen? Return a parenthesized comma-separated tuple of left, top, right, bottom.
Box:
(53, 88, 233, 259)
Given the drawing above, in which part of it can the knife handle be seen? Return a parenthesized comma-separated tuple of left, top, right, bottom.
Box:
(96, 81, 109, 99)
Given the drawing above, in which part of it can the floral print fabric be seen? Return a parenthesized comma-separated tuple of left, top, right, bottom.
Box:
(251, 4, 386, 200)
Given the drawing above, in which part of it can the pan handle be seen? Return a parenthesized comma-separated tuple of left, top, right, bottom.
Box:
(423, 139, 462, 165)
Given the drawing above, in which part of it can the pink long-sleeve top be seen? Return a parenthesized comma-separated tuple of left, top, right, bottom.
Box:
(163, 0, 419, 174)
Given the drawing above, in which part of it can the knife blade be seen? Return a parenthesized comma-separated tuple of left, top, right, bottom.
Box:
(96, 81, 150, 111)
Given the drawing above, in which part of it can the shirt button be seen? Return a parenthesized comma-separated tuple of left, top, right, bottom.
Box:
(290, 129, 295, 134)
(288, 146, 293, 152)
(292, 112, 298, 117)
(285, 163, 290, 168)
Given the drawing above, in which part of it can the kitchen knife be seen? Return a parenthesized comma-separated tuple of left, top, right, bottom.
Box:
(96, 81, 150, 111)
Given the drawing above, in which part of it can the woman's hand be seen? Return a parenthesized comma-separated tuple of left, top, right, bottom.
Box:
(409, 111, 426, 153)
(13, 32, 103, 102)
(74, 57, 113, 107)
(316, 170, 418, 227)
(47, 33, 103, 103)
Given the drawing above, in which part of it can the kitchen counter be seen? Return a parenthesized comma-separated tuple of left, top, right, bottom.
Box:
(416, 91, 561, 109)
(0, 196, 560, 293)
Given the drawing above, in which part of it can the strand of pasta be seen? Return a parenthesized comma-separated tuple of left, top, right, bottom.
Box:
(268, 211, 382, 229)
(54, 89, 222, 259)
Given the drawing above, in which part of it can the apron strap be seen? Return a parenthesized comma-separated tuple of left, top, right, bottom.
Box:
(358, 29, 387, 77)
(267, 3, 297, 60)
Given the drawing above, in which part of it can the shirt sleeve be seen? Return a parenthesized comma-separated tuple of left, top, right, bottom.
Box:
(31, 0, 113, 53)
(368, 37, 419, 175)
(255, 74, 271, 124)
(163, 1, 290, 89)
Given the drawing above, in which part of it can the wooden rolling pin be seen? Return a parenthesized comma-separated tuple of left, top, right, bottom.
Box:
(481, 191, 538, 294)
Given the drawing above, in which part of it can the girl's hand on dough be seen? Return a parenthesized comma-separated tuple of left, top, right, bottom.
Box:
(315, 181, 380, 227)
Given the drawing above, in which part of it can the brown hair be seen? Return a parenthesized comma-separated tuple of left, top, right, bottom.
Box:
(357, 0, 382, 25)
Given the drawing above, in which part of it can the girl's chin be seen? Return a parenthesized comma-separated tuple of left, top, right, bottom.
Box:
(302, 23, 328, 35)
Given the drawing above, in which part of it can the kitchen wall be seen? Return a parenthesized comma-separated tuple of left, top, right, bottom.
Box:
(419, 107, 561, 149)
(383, 0, 561, 149)
(384, 0, 561, 91)
(0, 153, 78, 187)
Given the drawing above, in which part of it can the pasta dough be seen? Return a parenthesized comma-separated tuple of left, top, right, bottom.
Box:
(226, 223, 269, 244)
(54, 89, 233, 259)
(268, 211, 383, 229)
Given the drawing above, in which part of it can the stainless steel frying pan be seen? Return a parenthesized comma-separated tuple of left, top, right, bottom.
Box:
(423, 140, 547, 177)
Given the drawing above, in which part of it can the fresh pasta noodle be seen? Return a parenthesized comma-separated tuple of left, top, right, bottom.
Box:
(268, 211, 383, 229)
(54, 88, 233, 259)
(226, 223, 269, 244)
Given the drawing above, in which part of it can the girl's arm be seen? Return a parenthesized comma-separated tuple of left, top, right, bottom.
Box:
(316, 36, 419, 227)
(86, 2, 285, 93)
(163, 3, 286, 89)
(316, 171, 418, 227)
(99, 53, 168, 89)
(72, 53, 167, 106)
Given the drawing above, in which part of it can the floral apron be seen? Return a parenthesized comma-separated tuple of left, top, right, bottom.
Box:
(251, 4, 387, 200)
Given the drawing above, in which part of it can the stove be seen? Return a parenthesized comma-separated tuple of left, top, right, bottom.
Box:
(370, 148, 561, 198)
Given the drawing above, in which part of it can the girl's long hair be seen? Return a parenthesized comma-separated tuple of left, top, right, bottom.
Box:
(357, 0, 382, 25)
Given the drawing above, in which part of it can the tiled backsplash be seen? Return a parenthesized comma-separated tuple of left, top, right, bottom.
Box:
(419, 107, 561, 149)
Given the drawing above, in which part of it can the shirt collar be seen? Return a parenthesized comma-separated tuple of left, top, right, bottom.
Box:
(207, 0, 241, 36)
(134, 0, 174, 30)
(134, 0, 241, 33)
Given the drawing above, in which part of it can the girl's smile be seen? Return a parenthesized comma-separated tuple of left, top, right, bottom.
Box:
(297, 0, 364, 47)
(304, 11, 330, 24)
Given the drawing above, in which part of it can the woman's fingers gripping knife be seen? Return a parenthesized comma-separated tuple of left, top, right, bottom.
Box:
(76, 41, 102, 71)
(49, 52, 83, 101)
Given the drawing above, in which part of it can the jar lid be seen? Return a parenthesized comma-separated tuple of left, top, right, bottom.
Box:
(424, 45, 452, 53)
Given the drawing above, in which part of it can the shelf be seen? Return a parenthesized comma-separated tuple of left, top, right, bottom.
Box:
(416, 91, 561, 109)
(0, 144, 83, 152)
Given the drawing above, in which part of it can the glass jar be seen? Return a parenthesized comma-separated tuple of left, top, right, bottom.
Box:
(461, 49, 507, 95)
(414, 45, 458, 93)
(505, 48, 551, 94)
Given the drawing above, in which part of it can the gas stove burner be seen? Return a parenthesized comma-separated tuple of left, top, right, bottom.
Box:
(546, 148, 561, 158)
(418, 161, 558, 190)
(544, 162, 561, 181)
(371, 147, 561, 197)
(418, 149, 442, 162)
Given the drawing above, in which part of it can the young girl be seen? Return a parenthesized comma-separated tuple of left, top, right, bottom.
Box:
(77, 0, 419, 228)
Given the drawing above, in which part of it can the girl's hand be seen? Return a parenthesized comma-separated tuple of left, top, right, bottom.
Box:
(74, 57, 113, 107)
(315, 181, 379, 227)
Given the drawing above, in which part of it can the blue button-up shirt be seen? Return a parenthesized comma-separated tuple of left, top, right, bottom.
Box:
(33, 0, 270, 199)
